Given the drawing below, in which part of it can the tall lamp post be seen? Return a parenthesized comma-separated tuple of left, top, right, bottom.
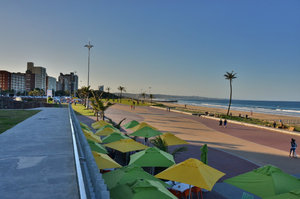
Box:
(84, 41, 93, 109)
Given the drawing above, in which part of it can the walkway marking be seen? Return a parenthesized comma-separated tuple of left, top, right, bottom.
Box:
(17, 156, 46, 169)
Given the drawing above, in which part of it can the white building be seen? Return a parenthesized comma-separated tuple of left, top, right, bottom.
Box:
(11, 73, 25, 93)
(47, 76, 57, 92)
(27, 62, 46, 92)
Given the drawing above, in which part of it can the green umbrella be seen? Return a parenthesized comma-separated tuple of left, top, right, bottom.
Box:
(110, 179, 177, 199)
(200, 144, 208, 164)
(129, 147, 175, 167)
(96, 124, 119, 132)
(87, 140, 108, 154)
(131, 126, 162, 138)
(264, 189, 300, 199)
(124, 120, 140, 129)
(102, 165, 169, 190)
(102, 132, 129, 144)
(224, 165, 300, 198)
(80, 122, 91, 131)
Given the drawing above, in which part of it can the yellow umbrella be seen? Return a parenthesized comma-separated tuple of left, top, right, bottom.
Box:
(95, 126, 119, 136)
(83, 130, 102, 143)
(80, 122, 91, 131)
(155, 158, 225, 191)
(92, 120, 110, 129)
(82, 128, 93, 134)
(130, 122, 158, 132)
(92, 151, 121, 169)
(104, 139, 148, 153)
(160, 133, 189, 146)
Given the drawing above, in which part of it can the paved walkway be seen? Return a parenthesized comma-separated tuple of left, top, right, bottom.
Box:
(0, 108, 79, 199)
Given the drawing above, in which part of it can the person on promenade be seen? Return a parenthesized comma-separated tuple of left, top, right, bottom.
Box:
(273, 121, 276, 128)
(224, 119, 227, 128)
(289, 138, 297, 158)
(219, 119, 223, 126)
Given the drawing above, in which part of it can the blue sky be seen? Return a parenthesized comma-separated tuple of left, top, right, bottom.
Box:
(0, 0, 299, 101)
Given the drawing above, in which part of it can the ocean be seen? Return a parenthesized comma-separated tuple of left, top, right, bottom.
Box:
(156, 96, 300, 118)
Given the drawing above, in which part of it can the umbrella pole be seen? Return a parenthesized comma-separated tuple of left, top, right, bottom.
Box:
(125, 152, 128, 165)
(151, 167, 155, 175)
(188, 185, 192, 199)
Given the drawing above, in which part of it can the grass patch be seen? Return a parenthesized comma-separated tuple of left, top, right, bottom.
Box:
(218, 114, 273, 126)
(72, 104, 95, 116)
(152, 103, 167, 108)
(106, 98, 152, 106)
(0, 110, 40, 134)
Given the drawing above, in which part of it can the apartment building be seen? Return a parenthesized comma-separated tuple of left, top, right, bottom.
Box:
(11, 72, 25, 93)
(46, 76, 57, 92)
(58, 72, 78, 96)
(27, 62, 46, 92)
(0, 70, 11, 91)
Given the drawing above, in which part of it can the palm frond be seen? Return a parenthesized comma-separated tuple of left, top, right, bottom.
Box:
(150, 137, 168, 152)
(171, 146, 188, 158)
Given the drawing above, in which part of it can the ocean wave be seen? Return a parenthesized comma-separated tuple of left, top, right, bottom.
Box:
(276, 109, 300, 114)
(177, 100, 300, 117)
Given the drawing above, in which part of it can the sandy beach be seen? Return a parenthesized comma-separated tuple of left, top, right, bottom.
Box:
(160, 102, 300, 124)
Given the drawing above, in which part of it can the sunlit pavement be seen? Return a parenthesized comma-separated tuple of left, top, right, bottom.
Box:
(0, 108, 79, 199)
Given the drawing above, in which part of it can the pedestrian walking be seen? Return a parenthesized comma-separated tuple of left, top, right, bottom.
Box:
(219, 119, 223, 126)
(273, 121, 276, 128)
(289, 138, 297, 158)
(224, 119, 227, 128)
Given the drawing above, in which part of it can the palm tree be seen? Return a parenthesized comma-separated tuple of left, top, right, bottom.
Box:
(81, 86, 91, 109)
(90, 91, 114, 121)
(149, 94, 154, 104)
(224, 71, 237, 116)
(150, 137, 187, 158)
(117, 86, 126, 103)
(106, 87, 111, 100)
(140, 92, 147, 103)
(106, 87, 111, 94)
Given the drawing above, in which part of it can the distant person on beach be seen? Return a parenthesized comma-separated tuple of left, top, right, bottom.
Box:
(224, 119, 227, 128)
(289, 138, 297, 158)
(133, 101, 136, 110)
(273, 121, 276, 128)
(219, 119, 223, 126)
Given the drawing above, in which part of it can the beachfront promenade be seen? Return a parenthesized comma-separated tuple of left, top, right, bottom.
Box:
(1, 104, 299, 199)
(102, 104, 300, 175)
(0, 108, 79, 199)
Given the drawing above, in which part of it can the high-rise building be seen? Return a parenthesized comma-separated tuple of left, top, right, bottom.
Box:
(25, 70, 35, 92)
(58, 72, 78, 96)
(56, 81, 62, 91)
(27, 62, 46, 92)
(0, 70, 11, 91)
(46, 76, 56, 92)
(11, 73, 25, 93)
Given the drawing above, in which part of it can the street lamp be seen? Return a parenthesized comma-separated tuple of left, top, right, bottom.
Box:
(84, 41, 93, 87)
(84, 41, 93, 109)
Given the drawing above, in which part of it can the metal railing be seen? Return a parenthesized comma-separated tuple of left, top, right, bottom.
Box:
(68, 104, 110, 199)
